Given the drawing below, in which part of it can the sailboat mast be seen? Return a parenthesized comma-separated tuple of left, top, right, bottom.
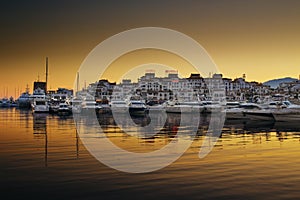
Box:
(76, 72, 80, 93)
(45, 57, 48, 93)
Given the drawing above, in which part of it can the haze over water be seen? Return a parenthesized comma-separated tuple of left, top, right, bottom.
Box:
(1, 108, 300, 199)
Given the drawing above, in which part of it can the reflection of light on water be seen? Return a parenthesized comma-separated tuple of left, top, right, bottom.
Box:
(32, 113, 48, 167)
(75, 113, 300, 155)
(1, 108, 300, 198)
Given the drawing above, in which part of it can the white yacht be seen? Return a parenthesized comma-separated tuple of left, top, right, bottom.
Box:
(282, 101, 300, 110)
(70, 98, 82, 114)
(81, 97, 101, 113)
(263, 101, 287, 109)
(32, 98, 49, 113)
(110, 100, 128, 113)
(17, 92, 31, 108)
(243, 106, 274, 121)
(202, 101, 222, 113)
(225, 101, 240, 109)
(148, 104, 165, 112)
(165, 101, 204, 113)
(128, 100, 148, 115)
(57, 102, 72, 115)
(30, 88, 49, 113)
(30, 88, 47, 101)
(225, 103, 264, 120)
(272, 108, 300, 121)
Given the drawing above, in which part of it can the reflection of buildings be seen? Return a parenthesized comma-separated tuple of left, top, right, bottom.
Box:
(95, 112, 300, 142)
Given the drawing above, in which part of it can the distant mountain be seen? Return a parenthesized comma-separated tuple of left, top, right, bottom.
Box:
(263, 77, 297, 88)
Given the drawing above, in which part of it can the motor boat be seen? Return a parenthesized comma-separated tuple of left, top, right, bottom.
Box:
(57, 102, 72, 115)
(165, 101, 204, 113)
(70, 98, 82, 114)
(243, 108, 274, 121)
(97, 99, 111, 114)
(225, 103, 264, 120)
(128, 100, 148, 115)
(17, 92, 31, 108)
(202, 101, 222, 113)
(110, 100, 128, 113)
(0, 98, 10, 108)
(32, 98, 49, 113)
(81, 98, 101, 113)
(272, 108, 300, 121)
(282, 101, 300, 110)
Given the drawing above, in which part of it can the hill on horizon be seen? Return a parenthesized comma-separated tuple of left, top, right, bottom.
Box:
(263, 77, 297, 88)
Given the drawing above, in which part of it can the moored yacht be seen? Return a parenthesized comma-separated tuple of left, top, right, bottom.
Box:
(70, 98, 82, 114)
(225, 103, 263, 120)
(0, 98, 10, 108)
(146, 100, 165, 112)
(243, 108, 274, 121)
(110, 100, 128, 113)
(97, 99, 111, 114)
(272, 109, 300, 121)
(282, 101, 300, 110)
(128, 100, 148, 115)
(81, 98, 101, 113)
(57, 102, 72, 115)
(202, 101, 222, 113)
(32, 98, 49, 113)
(17, 92, 31, 108)
(165, 101, 204, 113)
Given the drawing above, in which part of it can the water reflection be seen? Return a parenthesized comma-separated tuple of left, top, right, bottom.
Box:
(2, 108, 300, 199)
(94, 112, 300, 139)
(33, 113, 48, 167)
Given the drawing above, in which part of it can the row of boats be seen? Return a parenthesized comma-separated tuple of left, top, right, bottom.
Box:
(20, 97, 300, 122)
(224, 101, 300, 122)
(0, 97, 17, 108)
(2, 89, 300, 122)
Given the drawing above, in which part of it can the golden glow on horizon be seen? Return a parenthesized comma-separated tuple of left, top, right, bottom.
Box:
(1, 1, 300, 98)
(101, 49, 201, 84)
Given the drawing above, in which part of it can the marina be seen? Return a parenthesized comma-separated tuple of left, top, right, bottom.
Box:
(1, 65, 298, 123)
(1, 1, 300, 199)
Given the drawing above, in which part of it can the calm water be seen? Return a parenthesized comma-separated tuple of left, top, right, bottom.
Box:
(1, 108, 300, 199)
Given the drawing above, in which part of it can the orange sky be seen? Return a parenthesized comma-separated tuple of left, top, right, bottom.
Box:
(0, 1, 299, 98)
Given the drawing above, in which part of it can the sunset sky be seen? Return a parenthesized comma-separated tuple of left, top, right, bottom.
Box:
(1, 0, 300, 98)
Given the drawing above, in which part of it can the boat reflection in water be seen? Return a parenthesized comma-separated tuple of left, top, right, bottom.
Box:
(2, 108, 300, 199)
(33, 113, 48, 166)
(72, 110, 300, 164)
(93, 112, 300, 141)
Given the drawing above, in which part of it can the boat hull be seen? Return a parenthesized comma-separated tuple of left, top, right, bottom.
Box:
(225, 111, 247, 120)
(32, 106, 50, 113)
(243, 111, 274, 121)
(272, 110, 300, 121)
(129, 107, 148, 115)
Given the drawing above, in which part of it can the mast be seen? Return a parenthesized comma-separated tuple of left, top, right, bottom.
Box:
(76, 72, 80, 93)
(26, 84, 29, 93)
(45, 57, 48, 93)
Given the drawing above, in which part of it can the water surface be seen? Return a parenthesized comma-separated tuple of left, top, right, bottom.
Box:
(1, 108, 300, 199)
